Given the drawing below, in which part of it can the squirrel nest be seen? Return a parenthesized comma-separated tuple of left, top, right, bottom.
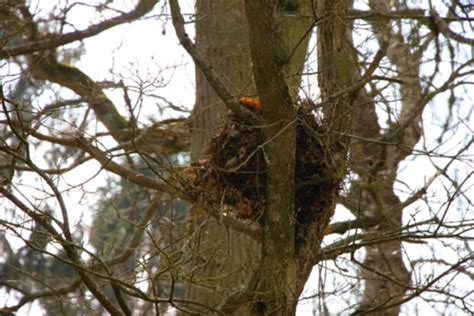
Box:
(192, 109, 339, 229)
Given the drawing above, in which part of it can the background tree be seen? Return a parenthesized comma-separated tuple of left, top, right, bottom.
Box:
(1, 0, 473, 315)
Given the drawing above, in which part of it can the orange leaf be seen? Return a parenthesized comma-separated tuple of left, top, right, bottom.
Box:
(239, 96, 261, 111)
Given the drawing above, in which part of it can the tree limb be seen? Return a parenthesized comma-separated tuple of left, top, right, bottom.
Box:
(168, 0, 261, 125)
(28, 56, 132, 139)
(0, 188, 125, 315)
(1, 0, 159, 57)
(29, 131, 172, 193)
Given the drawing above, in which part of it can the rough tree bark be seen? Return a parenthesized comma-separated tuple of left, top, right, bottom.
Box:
(244, 1, 300, 313)
(185, 0, 315, 314)
(184, 0, 260, 311)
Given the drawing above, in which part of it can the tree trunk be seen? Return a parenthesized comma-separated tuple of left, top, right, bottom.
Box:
(186, 0, 314, 314)
(244, 0, 350, 314)
(244, 1, 299, 313)
(190, 0, 255, 160)
(186, 0, 355, 313)
(185, 0, 259, 312)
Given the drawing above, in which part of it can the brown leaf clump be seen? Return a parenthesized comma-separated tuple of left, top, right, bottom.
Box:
(192, 110, 339, 227)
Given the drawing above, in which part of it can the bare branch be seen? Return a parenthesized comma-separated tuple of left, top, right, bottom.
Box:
(168, 0, 261, 125)
(430, 9, 474, 45)
(1, 0, 159, 57)
(1, 280, 80, 313)
(0, 188, 124, 315)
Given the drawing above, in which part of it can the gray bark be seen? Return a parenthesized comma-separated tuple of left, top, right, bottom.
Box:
(186, 0, 317, 314)
(185, 0, 259, 312)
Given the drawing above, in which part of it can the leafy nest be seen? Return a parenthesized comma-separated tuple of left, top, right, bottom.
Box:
(192, 110, 339, 227)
